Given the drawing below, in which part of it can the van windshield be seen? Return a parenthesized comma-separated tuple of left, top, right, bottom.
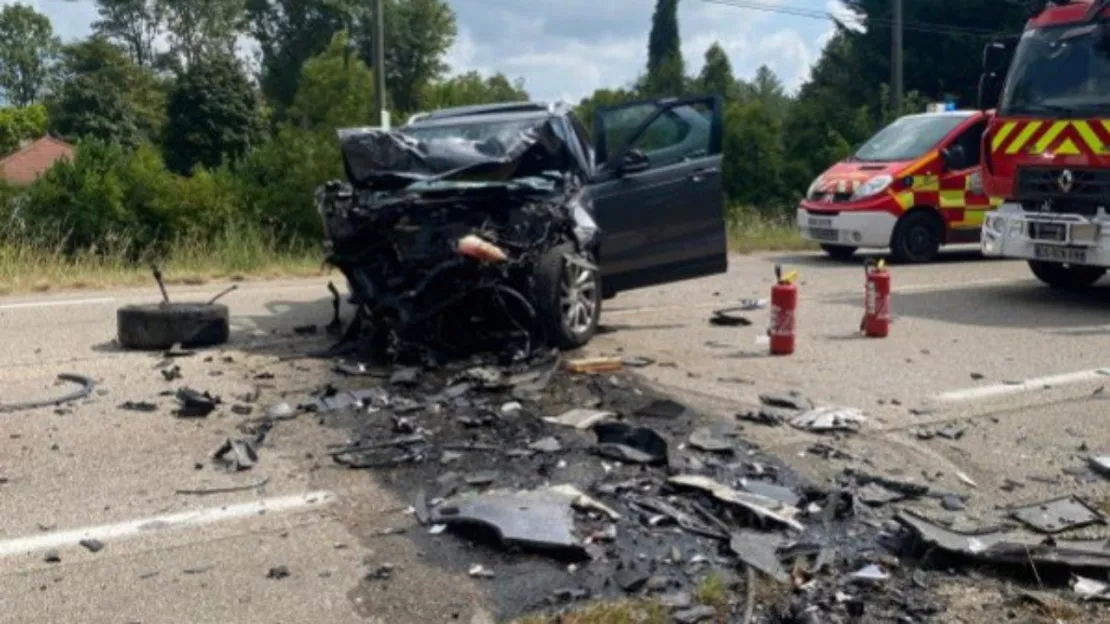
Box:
(853, 114, 968, 162)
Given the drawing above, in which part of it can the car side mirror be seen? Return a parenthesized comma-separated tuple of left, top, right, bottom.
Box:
(941, 144, 969, 170)
(619, 149, 650, 174)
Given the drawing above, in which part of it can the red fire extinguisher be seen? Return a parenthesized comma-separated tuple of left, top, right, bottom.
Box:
(862, 259, 891, 338)
(769, 265, 798, 356)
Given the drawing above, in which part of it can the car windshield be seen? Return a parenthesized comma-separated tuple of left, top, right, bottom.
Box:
(853, 115, 967, 162)
(401, 118, 541, 144)
(1000, 23, 1110, 116)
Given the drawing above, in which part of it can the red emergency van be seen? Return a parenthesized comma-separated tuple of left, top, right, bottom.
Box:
(797, 109, 1002, 263)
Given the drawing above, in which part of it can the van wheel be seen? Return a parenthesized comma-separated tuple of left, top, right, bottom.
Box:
(1028, 260, 1106, 290)
(890, 210, 941, 263)
(820, 244, 858, 260)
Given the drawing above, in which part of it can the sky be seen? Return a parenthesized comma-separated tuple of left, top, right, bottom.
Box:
(4, 0, 857, 104)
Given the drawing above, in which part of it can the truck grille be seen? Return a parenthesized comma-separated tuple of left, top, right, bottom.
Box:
(1016, 167, 1110, 202)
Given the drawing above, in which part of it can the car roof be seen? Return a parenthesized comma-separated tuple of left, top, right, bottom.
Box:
(900, 110, 979, 120)
(406, 101, 574, 126)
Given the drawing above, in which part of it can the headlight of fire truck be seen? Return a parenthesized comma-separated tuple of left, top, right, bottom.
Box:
(849, 174, 893, 202)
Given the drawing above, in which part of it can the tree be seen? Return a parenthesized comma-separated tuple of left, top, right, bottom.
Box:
(288, 31, 374, 132)
(92, 0, 166, 67)
(245, 0, 364, 114)
(51, 37, 166, 145)
(723, 100, 787, 211)
(642, 0, 684, 97)
(697, 43, 737, 101)
(357, 0, 457, 115)
(0, 4, 60, 106)
(420, 71, 528, 111)
(163, 53, 261, 174)
(162, 0, 246, 68)
(0, 105, 48, 155)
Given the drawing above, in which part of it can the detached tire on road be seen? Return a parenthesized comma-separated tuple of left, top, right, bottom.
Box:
(117, 302, 230, 350)
(890, 210, 942, 263)
(820, 244, 858, 260)
(533, 243, 601, 350)
(1027, 260, 1106, 290)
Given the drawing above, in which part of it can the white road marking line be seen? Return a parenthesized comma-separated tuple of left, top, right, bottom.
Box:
(0, 490, 335, 558)
(0, 297, 116, 311)
(934, 368, 1110, 403)
(604, 277, 1013, 317)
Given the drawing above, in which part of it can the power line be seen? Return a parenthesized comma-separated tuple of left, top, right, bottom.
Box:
(696, 0, 1008, 38)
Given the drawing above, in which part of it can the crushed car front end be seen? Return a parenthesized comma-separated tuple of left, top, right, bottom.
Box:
(316, 111, 602, 362)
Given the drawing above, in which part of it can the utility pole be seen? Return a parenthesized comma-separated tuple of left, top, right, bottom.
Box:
(373, 0, 387, 127)
(892, 0, 904, 114)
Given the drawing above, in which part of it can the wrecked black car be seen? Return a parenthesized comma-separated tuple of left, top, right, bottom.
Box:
(316, 97, 727, 360)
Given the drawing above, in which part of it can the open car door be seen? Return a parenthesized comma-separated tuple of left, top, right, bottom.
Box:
(588, 95, 728, 294)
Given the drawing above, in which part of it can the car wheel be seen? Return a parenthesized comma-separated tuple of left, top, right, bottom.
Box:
(1027, 260, 1106, 290)
(820, 244, 858, 260)
(890, 210, 942, 263)
(117, 302, 230, 350)
(534, 243, 601, 349)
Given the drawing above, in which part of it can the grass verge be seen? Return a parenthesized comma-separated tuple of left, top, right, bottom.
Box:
(0, 210, 813, 296)
(0, 222, 324, 296)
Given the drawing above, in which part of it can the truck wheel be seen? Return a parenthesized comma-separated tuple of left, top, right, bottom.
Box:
(890, 210, 942, 263)
(534, 243, 601, 350)
(1027, 260, 1106, 290)
(117, 302, 230, 350)
(820, 244, 858, 260)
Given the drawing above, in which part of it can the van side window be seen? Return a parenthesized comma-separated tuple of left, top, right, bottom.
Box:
(953, 120, 987, 168)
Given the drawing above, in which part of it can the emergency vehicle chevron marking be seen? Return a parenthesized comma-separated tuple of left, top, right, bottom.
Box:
(1004, 121, 1042, 154)
(1032, 121, 1067, 153)
(992, 119, 1110, 156)
(991, 122, 1017, 152)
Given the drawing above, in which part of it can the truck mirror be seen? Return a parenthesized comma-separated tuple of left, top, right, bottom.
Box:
(978, 73, 998, 110)
(982, 41, 1007, 72)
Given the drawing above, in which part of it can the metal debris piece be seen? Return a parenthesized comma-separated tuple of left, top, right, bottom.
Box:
(668, 474, 803, 531)
(631, 497, 727, 540)
(175, 477, 269, 495)
(544, 408, 613, 430)
(529, 437, 562, 453)
(594, 422, 668, 466)
(1089, 456, 1110, 478)
(729, 530, 789, 583)
(789, 406, 865, 433)
(759, 391, 813, 411)
(304, 387, 385, 412)
(213, 438, 258, 471)
(936, 423, 966, 440)
(468, 564, 495, 579)
(1009, 496, 1104, 534)
(739, 479, 800, 507)
(174, 387, 220, 418)
(431, 489, 588, 558)
(0, 373, 96, 415)
(955, 471, 978, 488)
(1074, 576, 1110, 601)
(635, 399, 686, 419)
(850, 564, 889, 583)
(687, 426, 736, 453)
(896, 510, 1110, 569)
(621, 356, 654, 367)
(120, 401, 157, 412)
(856, 483, 907, 506)
(566, 357, 622, 374)
(548, 484, 620, 521)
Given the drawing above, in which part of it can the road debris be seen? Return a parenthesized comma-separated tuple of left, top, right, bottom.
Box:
(175, 478, 269, 496)
(0, 373, 95, 415)
(173, 387, 220, 418)
(213, 438, 259, 472)
(789, 406, 866, 433)
(1009, 495, 1104, 534)
(543, 408, 613, 430)
(668, 474, 804, 531)
(566, 357, 622, 374)
(267, 565, 290, 579)
(431, 489, 589, 559)
(593, 422, 668, 465)
(119, 401, 157, 412)
(709, 306, 754, 327)
(79, 538, 104, 553)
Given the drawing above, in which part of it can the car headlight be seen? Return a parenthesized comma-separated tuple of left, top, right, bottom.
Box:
(806, 177, 824, 199)
(850, 174, 893, 201)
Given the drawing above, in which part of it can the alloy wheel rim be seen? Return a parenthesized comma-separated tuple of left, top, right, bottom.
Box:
(560, 259, 598, 335)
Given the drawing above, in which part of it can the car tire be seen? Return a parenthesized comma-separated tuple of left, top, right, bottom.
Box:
(1027, 260, 1106, 290)
(820, 244, 858, 260)
(534, 243, 601, 350)
(890, 210, 942, 263)
(117, 302, 230, 350)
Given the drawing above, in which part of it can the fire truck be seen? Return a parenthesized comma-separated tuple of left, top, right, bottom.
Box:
(979, 0, 1110, 288)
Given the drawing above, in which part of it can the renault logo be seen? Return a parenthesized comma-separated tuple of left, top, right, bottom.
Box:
(1058, 169, 1074, 193)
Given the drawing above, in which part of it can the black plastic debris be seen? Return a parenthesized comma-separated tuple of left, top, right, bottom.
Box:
(635, 399, 686, 419)
(267, 565, 290, 579)
(1009, 495, 1104, 534)
(709, 306, 753, 327)
(593, 422, 668, 466)
(303, 387, 384, 413)
(231, 404, 253, 416)
(174, 387, 220, 418)
(759, 391, 814, 411)
(119, 401, 157, 412)
(161, 365, 182, 382)
(80, 538, 104, 553)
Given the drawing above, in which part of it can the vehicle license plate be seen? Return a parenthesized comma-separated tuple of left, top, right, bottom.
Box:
(808, 216, 833, 228)
(807, 227, 839, 242)
(1033, 245, 1087, 263)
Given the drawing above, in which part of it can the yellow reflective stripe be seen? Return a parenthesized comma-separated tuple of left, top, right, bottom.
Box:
(1033, 121, 1068, 153)
(961, 209, 988, 226)
(991, 122, 1017, 152)
(990, 196, 1003, 207)
(1006, 121, 1042, 154)
(1074, 120, 1103, 154)
(1056, 138, 1082, 155)
(901, 150, 938, 177)
(892, 191, 914, 210)
(912, 174, 939, 191)
(939, 190, 965, 208)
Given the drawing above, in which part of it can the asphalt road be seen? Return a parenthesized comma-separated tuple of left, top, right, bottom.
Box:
(2, 247, 1110, 622)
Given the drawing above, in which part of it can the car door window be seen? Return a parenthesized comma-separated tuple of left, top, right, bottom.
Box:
(628, 103, 711, 167)
(601, 103, 657, 163)
(951, 120, 986, 168)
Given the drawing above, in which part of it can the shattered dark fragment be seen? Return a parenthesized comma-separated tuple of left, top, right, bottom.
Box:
(173, 387, 220, 418)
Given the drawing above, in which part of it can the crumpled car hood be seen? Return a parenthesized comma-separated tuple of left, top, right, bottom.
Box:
(338, 116, 588, 191)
